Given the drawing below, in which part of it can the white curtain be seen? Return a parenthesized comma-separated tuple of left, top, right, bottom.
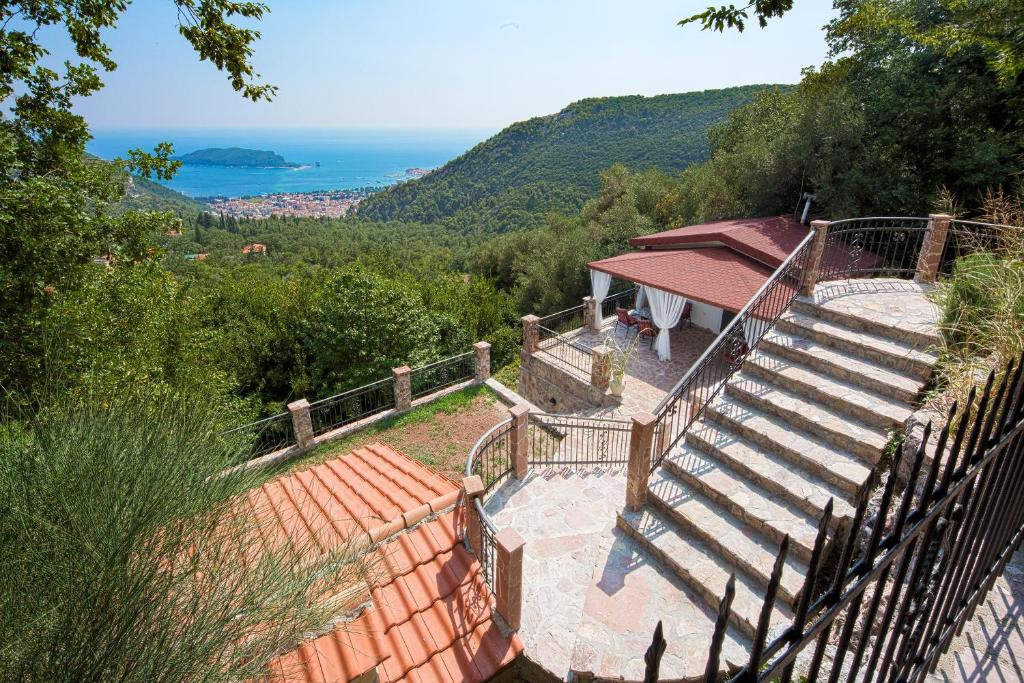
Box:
(645, 286, 687, 361)
(590, 269, 612, 306)
(635, 285, 646, 311)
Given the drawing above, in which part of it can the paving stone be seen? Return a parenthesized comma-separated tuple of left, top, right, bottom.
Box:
(687, 421, 856, 523)
(803, 279, 943, 348)
(646, 467, 811, 601)
(744, 349, 914, 430)
(761, 328, 925, 403)
(726, 372, 890, 463)
(658, 448, 823, 564)
(777, 311, 938, 379)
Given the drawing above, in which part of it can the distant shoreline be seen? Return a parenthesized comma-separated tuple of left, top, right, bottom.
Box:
(203, 187, 378, 219)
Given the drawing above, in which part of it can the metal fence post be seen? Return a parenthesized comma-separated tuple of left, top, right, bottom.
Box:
(915, 213, 952, 283)
(626, 412, 657, 511)
(473, 341, 492, 381)
(509, 405, 529, 478)
(799, 220, 830, 296)
(287, 398, 314, 449)
(462, 475, 485, 558)
(494, 527, 525, 631)
(392, 365, 412, 412)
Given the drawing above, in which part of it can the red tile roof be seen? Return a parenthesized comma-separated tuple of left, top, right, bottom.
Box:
(628, 216, 808, 268)
(261, 444, 522, 683)
(270, 511, 522, 683)
(590, 247, 775, 313)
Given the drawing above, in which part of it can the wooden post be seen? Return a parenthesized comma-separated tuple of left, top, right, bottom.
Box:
(800, 220, 830, 296)
(509, 405, 529, 478)
(626, 412, 657, 511)
(392, 365, 412, 412)
(915, 213, 952, 283)
(495, 527, 525, 631)
(462, 475, 485, 558)
(288, 398, 314, 449)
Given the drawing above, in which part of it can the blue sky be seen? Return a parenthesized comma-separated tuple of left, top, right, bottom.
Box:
(59, 1, 837, 130)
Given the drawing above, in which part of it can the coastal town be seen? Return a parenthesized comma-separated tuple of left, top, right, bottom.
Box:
(205, 188, 375, 219)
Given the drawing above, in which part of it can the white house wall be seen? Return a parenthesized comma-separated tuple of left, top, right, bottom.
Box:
(689, 301, 724, 333)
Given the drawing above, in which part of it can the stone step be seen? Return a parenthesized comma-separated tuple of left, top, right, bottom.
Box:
(658, 447, 822, 564)
(686, 421, 856, 524)
(618, 505, 796, 641)
(744, 349, 914, 431)
(725, 372, 890, 464)
(776, 311, 938, 380)
(704, 393, 873, 496)
(645, 468, 810, 604)
(791, 297, 942, 349)
(761, 328, 925, 403)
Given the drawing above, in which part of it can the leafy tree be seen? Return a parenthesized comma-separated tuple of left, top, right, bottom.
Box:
(679, 1, 795, 32)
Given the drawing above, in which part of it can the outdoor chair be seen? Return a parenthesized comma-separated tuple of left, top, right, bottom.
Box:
(615, 307, 638, 334)
(679, 301, 692, 328)
(637, 318, 657, 348)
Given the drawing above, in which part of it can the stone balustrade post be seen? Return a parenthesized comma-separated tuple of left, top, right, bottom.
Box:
(591, 344, 612, 392)
(462, 475, 485, 558)
(509, 405, 529, 478)
(288, 398, 315, 450)
(494, 527, 525, 631)
(392, 365, 412, 412)
(583, 296, 601, 331)
(915, 213, 953, 284)
(473, 341, 492, 381)
(799, 220, 831, 296)
(626, 412, 657, 511)
(521, 315, 540, 358)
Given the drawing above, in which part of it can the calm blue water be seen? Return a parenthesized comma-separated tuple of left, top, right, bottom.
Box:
(87, 129, 491, 198)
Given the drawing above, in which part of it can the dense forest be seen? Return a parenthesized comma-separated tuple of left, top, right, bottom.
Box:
(355, 86, 777, 233)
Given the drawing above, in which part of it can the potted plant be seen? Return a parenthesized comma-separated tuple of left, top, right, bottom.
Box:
(604, 332, 640, 397)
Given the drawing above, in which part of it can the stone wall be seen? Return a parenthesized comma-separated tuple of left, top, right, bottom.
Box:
(518, 354, 617, 413)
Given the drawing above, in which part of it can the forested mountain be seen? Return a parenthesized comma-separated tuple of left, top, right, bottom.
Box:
(120, 175, 209, 214)
(356, 85, 781, 232)
(175, 147, 299, 167)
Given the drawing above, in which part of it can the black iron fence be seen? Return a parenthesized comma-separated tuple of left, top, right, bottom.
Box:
(817, 216, 931, 281)
(537, 324, 593, 376)
(644, 350, 1024, 682)
(466, 419, 514, 492)
(649, 230, 815, 470)
(308, 377, 396, 436)
(527, 412, 633, 467)
(537, 302, 587, 335)
(600, 288, 637, 322)
(942, 219, 1023, 277)
(410, 351, 475, 399)
(223, 411, 295, 460)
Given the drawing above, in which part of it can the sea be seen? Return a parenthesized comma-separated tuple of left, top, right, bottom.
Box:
(87, 128, 492, 199)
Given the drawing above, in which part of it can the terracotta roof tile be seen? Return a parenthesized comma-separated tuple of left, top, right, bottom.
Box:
(270, 511, 522, 683)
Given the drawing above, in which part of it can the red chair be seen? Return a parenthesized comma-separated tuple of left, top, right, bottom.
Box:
(637, 318, 657, 348)
(615, 307, 638, 334)
(680, 302, 692, 328)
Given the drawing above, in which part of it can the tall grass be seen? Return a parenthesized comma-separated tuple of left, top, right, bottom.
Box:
(0, 391, 372, 682)
(933, 188, 1024, 413)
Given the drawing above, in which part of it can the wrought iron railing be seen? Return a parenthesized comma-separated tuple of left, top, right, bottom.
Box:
(474, 498, 498, 589)
(537, 302, 586, 335)
(817, 216, 931, 280)
(308, 377, 396, 436)
(527, 412, 632, 466)
(223, 411, 295, 460)
(600, 288, 637, 322)
(410, 351, 475, 399)
(537, 324, 593, 376)
(649, 230, 816, 470)
(942, 219, 1024, 277)
(466, 418, 514, 492)
(663, 350, 1024, 683)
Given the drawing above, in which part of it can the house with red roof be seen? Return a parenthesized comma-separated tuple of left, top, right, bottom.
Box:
(243, 242, 268, 255)
(261, 443, 523, 683)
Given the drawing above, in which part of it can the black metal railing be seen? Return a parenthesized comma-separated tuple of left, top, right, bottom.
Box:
(410, 351, 475, 399)
(537, 303, 587, 335)
(942, 219, 1024, 277)
(466, 418, 514, 492)
(817, 216, 931, 281)
(537, 324, 593, 376)
(600, 288, 637, 322)
(475, 498, 498, 589)
(649, 230, 815, 470)
(658, 349, 1024, 683)
(308, 377, 396, 436)
(527, 412, 633, 466)
(223, 411, 295, 460)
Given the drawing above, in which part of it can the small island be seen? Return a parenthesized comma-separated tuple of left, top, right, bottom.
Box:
(175, 147, 302, 168)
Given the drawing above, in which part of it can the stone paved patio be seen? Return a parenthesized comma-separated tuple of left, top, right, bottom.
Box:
(484, 467, 749, 681)
(809, 277, 942, 342)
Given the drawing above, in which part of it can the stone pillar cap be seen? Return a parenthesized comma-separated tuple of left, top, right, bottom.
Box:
(495, 527, 526, 552)
(392, 365, 412, 376)
(509, 404, 530, 419)
(462, 475, 485, 498)
(287, 398, 310, 411)
(631, 411, 658, 427)
(473, 340, 491, 349)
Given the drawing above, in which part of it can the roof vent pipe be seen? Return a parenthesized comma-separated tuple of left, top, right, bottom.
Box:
(800, 192, 815, 225)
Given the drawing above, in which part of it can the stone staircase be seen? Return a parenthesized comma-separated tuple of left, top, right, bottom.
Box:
(617, 290, 941, 641)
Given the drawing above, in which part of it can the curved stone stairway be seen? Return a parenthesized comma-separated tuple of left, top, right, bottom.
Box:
(617, 283, 942, 642)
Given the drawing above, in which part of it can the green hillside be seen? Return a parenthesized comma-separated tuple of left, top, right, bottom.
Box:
(356, 85, 784, 232)
(120, 175, 209, 215)
(175, 147, 299, 167)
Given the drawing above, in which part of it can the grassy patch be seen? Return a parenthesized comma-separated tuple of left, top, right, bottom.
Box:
(263, 384, 507, 484)
(492, 356, 520, 391)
